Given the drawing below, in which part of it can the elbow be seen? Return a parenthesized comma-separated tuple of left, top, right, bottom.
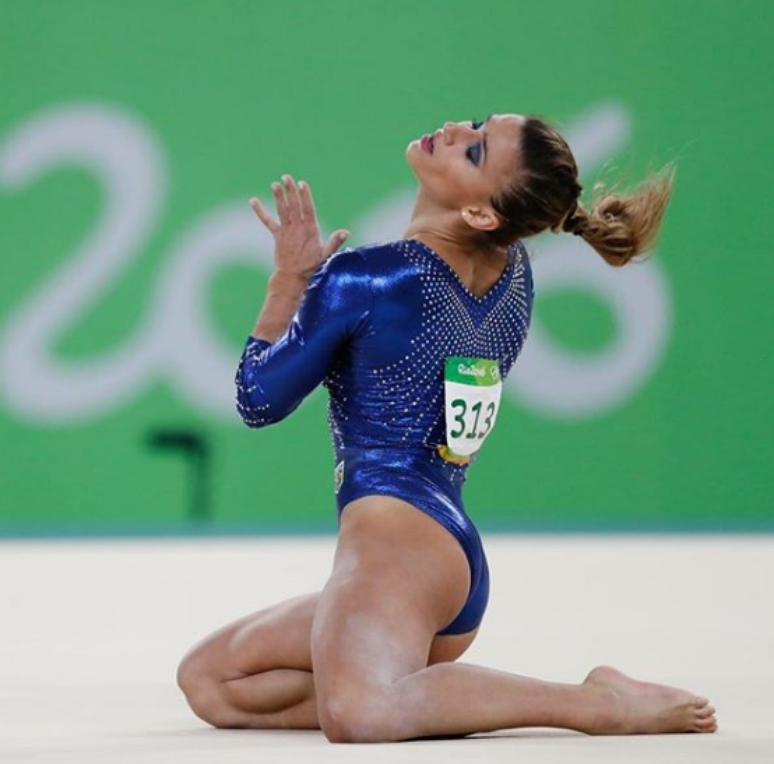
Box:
(235, 387, 302, 429)
(235, 393, 282, 429)
(234, 362, 303, 429)
(237, 409, 274, 430)
(235, 366, 284, 428)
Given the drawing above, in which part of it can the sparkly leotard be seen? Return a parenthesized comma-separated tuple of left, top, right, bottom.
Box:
(236, 238, 534, 634)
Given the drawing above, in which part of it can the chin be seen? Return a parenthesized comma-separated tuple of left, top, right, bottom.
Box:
(405, 138, 422, 156)
(405, 142, 422, 172)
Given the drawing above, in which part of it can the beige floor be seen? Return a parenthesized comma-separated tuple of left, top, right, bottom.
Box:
(1, 535, 772, 763)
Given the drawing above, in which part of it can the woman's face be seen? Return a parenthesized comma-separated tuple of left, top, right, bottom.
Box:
(406, 113, 525, 224)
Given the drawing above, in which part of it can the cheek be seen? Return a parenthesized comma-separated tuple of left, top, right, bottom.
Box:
(408, 149, 474, 205)
(422, 170, 459, 204)
(435, 160, 478, 203)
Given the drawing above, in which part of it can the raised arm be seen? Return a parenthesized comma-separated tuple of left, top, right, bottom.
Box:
(249, 174, 350, 343)
(236, 175, 371, 428)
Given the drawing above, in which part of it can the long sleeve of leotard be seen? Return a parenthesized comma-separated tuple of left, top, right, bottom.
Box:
(235, 249, 373, 428)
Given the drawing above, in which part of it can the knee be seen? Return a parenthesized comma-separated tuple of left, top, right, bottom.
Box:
(176, 650, 231, 728)
(176, 646, 206, 699)
(318, 689, 400, 744)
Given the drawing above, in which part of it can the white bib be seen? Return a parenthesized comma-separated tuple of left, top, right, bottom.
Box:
(440, 356, 502, 462)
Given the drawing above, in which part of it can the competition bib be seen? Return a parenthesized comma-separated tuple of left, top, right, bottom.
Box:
(439, 356, 502, 463)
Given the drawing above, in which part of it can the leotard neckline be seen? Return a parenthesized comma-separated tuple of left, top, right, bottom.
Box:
(406, 238, 515, 304)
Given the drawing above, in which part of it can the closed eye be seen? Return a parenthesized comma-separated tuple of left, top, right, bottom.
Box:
(466, 119, 485, 166)
(466, 144, 483, 166)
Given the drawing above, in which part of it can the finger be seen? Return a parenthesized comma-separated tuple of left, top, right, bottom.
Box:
(249, 197, 280, 233)
(298, 180, 319, 231)
(282, 174, 302, 223)
(322, 229, 351, 259)
(271, 181, 289, 224)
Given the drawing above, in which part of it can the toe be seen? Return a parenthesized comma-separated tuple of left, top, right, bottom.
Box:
(696, 705, 716, 719)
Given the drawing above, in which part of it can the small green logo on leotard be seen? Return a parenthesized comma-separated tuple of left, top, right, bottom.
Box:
(334, 460, 344, 493)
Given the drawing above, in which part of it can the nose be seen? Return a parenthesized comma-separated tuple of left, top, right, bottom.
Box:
(443, 120, 476, 143)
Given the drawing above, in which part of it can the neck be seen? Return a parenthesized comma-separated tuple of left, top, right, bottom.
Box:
(404, 188, 500, 262)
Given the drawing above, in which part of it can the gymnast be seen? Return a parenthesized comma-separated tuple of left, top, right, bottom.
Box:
(177, 113, 717, 741)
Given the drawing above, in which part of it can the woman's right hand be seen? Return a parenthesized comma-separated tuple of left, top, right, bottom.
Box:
(249, 174, 350, 281)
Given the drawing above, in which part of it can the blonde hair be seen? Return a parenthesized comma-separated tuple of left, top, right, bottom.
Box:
(557, 164, 676, 266)
(491, 116, 675, 266)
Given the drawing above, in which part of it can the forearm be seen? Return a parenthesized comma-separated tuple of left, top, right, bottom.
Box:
(251, 270, 310, 343)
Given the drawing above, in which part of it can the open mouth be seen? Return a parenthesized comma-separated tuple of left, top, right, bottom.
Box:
(420, 134, 435, 154)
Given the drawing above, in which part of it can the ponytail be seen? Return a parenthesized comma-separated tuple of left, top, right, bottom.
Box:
(490, 116, 675, 267)
(556, 163, 676, 266)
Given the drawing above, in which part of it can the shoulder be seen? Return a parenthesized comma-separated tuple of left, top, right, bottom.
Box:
(309, 239, 405, 274)
(305, 247, 372, 294)
(348, 240, 412, 270)
(312, 246, 369, 278)
(302, 247, 374, 318)
(316, 240, 419, 285)
(510, 239, 535, 299)
(509, 238, 531, 269)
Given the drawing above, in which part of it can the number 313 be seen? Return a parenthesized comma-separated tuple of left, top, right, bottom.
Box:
(449, 398, 496, 439)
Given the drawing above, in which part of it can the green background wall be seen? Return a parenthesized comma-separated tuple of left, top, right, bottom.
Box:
(1, 0, 771, 534)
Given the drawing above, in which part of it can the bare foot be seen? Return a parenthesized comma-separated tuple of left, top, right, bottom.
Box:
(581, 665, 718, 735)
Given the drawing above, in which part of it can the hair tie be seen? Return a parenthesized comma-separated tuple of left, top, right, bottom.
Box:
(561, 201, 583, 236)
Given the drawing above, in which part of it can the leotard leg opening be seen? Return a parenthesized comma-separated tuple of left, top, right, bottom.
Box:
(335, 446, 490, 636)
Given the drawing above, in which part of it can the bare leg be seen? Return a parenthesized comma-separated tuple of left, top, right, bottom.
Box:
(311, 496, 718, 743)
(176, 591, 477, 729)
(177, 593, 319, 729)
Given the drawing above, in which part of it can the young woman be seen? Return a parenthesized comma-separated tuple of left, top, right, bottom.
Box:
(177, 113, 717, 741)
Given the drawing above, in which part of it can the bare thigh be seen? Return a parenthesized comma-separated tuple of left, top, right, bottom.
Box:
(177, 578, 477, 728)
(311, 494, 475, 740)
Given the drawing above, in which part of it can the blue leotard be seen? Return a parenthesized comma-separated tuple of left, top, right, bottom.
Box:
(236, 238, 534, 634)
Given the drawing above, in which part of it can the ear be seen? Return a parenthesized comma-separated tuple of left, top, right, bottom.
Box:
(461, 206, 501, 232)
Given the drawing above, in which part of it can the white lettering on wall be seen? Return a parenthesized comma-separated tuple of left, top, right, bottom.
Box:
(0, 101, 672, 424)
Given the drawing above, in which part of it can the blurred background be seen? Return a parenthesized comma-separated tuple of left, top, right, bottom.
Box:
(1, 0, 772, 536)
